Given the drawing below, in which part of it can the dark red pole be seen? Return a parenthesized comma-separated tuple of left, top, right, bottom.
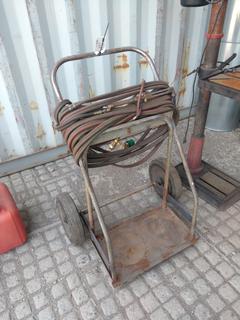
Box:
(187, 0, 228, 174)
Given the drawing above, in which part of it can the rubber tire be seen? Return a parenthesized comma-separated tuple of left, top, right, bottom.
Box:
(149, 158, 183, 199)
(56, 193, 85, 246)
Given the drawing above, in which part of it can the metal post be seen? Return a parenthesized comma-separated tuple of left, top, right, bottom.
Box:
(187, 0, 228, 174)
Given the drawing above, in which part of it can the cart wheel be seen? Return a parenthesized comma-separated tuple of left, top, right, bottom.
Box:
(56, 193, 85, 246)
(149, 158, 183, 199)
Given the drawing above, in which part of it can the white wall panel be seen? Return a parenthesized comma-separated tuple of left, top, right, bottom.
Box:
(0, 0, 237, 164)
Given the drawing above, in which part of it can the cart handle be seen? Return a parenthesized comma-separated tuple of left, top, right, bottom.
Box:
(51, 47, 160, 101)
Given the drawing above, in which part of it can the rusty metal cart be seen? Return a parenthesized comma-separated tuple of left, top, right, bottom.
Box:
(51, 47, 198, 287)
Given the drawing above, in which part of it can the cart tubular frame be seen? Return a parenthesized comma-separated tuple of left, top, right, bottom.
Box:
(80, 116, 198, 283)
(51, 47, 198, 285)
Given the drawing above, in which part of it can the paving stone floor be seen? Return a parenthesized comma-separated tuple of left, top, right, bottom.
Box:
(1, 123, 240, 320)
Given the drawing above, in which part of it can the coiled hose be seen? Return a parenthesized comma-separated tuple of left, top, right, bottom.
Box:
(54, 80, 178, 168)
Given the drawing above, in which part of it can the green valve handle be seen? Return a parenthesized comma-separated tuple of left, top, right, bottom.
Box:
(125, 139, 135, 148)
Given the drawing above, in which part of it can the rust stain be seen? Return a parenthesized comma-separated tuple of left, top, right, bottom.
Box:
(138, 50, 149, 68)
(113, 54, 129, 71)
(132, 258, 150, 270)
(0, 103, 5, 115)
(138, 59, 149, 67)
(178, 43, 190, 97)
(185, 233, 198, 244)
(36, 123, 46, 139)
(88, 83, 95, 98)
(116, 257, 150, 271)
(29, 100, 39, 110)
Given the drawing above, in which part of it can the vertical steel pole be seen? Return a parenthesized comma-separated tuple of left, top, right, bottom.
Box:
(187, 0, 228, 174)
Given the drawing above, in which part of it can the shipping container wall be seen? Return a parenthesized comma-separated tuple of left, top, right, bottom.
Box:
(0, 0, 238, 165)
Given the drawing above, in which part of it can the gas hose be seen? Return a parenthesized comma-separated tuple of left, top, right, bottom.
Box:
(54, 80, 177, 168)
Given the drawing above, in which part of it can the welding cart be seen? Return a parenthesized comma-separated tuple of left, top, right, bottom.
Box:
(51, 47, 198, 287)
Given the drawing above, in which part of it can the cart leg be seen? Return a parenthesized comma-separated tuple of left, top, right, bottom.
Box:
(161, 122, 174, 209)
(162, 117, 198, 236)
(79, 159, 117, 281)
(172, 123, 198, 235)
(173, 125, 198, 235)
(85, 187, 94, 230)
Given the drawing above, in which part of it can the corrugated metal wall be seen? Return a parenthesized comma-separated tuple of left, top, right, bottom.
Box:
(0, 0, 238, 165)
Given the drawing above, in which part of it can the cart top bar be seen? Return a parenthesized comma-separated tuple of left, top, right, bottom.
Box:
(51, 47, 160, 101)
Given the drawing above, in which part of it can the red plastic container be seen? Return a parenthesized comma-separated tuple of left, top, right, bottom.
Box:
(0, 182, 27, 254)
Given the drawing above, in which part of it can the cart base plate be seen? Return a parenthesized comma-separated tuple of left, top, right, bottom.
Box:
(177, 161, 240, 210)
(97, 206, 196, 287)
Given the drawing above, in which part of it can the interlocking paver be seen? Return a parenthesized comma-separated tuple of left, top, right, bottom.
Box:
(39, 256, 54, 272)
(66, 272, 81, 290)
(100, 297, 118, 316)
(218, 283, 238, 303)
(180, 288, 197, 305)
(58, 261, 74, 276)
(2, 261, 16, 274)
(205, 269, 224, 287)
(14, 301, 31, 319)
(129, 278, 148, 297)
(232, 253, 240, 267)
(218, 241, 235, 255)
(150, 307, 170, 320)
(207, 293, 225, 313)
(169, 273, 186, 288)
(232, 299, 240, 316)
(38, 307, 55, 320)
(0, 311, 11, 320)
(140, 292, 159, 313)
(116, 288, 134, 307)
(23, 265, 36, 280)
(193, 256, 211, 272)
(1, 152, 240, 320)
(6, 274, 20, 288)
(71, 286, 88, 305)
(126, 301, 145, 320)
(181, 265, 199, 281)
(26, 278, 41, 294)
(204, 250, 221, 265)
(0, 297, 6, 313)
(142, 269, 162, 288)
(194, 303, 211, 320)
(229, 275, 240, 293)
(193, 278, 211, 296)
(216, 261, 235, 279)
(57, 297, 73, 315)
(9, 286, 25, 303)
(92, 282, 110, 300)
(51, 282, 66, 299)
(163, 298, 185, 319)
(219, 309, 239, 320)
(80, 300, 98, 320)
(76, 254, 90, 267)
(33, 291, 48, 309)
(43, 269, 58, 283)
(34, 245, 49, 259)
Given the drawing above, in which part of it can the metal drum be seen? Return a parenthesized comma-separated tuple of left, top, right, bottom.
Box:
(206, 95, 240, 132)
